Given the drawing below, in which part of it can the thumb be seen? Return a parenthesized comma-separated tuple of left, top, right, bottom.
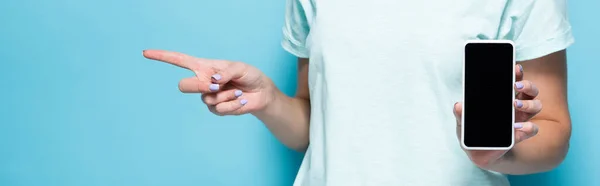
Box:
(210, 62, 247, 84)
(454, 102, 463, 137)
(454, 102, 463, 122)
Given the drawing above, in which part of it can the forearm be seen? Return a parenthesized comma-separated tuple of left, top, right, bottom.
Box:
(252, 89, 311, 152)
(489, 119, 571, 175)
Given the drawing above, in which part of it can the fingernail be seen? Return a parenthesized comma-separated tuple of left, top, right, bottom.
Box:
(515, 100, 523, 108)
(211, 74, 222, 81)
(234, 90, 243, 97)
(515, 82, 524, 89)
(519, 64, 523, 72)
(209, 84, 219, 92)
(240, 99, 248, 105)
(514, 123, 523, 129)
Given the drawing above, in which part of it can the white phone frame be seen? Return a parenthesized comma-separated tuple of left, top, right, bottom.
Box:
(461, 40, 516, 151)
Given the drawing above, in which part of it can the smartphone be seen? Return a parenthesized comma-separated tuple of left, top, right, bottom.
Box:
(461, 40, 515, 150)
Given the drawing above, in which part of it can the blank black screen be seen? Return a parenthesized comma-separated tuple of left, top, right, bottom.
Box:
(464, 42, 514, 148)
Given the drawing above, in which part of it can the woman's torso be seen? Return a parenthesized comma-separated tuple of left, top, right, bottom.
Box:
(296, 0, 518, 185)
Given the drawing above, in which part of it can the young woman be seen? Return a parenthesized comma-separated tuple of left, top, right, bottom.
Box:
(143, 0, 573, 185)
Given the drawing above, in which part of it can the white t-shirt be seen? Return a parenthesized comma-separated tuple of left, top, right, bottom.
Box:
(281, 0, 574, 185)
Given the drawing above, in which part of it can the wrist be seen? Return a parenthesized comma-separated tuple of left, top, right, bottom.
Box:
(251, 82, 285, 118)
(252, 92, 284, 119)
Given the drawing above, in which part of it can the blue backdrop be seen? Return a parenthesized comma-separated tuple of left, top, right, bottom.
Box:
(0, 0, 597, 185)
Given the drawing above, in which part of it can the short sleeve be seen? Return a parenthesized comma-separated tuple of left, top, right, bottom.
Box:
(499, 0, 574, 61)
(282, 0, 312, 58)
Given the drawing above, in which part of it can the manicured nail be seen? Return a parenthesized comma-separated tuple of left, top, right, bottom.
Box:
(515, 100, 523, 108)
(234, 90, 243, 97)
(211, 74, 222, 81)
(514, 123, 523, 129)
(209, 84, 219, 92)
(515, 82, 524, 89)
(240, 99, 248, 105)
(519, 64, 523, 72)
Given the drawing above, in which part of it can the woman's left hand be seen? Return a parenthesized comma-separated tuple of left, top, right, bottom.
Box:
(453, 64, 542, 169)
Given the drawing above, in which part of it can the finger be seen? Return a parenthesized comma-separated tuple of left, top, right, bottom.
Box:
(212, 98, 248, 115)
(515, 80, 539, 99)
(454, 102, 463, 137)
(201, 89, 243, 106)
(143, 50, 198, 70)
(179, 77, 218, 93)
(454, 102, 463, 123)
(210, 62, 247, 84)
(514, 122, 539, 143)
(207, 105, 221, 116)
(515, 64, 524, 82)
(514, 99, 542, 114)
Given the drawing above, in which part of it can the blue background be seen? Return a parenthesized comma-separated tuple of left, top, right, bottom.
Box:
(0, 0, 597, 185)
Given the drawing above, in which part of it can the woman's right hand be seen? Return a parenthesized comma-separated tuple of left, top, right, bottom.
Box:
(143, 49, 277, 116)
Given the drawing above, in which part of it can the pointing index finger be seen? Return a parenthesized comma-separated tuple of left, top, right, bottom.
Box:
(143, 49, 199, 70)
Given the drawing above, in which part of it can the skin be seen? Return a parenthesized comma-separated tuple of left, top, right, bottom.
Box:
(455, 50, 572, 174)
(143, 49, 571, 175)
(143, 50, 311, 150)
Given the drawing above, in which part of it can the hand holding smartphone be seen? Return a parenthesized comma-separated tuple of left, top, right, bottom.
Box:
(461, 40, 516, 150)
